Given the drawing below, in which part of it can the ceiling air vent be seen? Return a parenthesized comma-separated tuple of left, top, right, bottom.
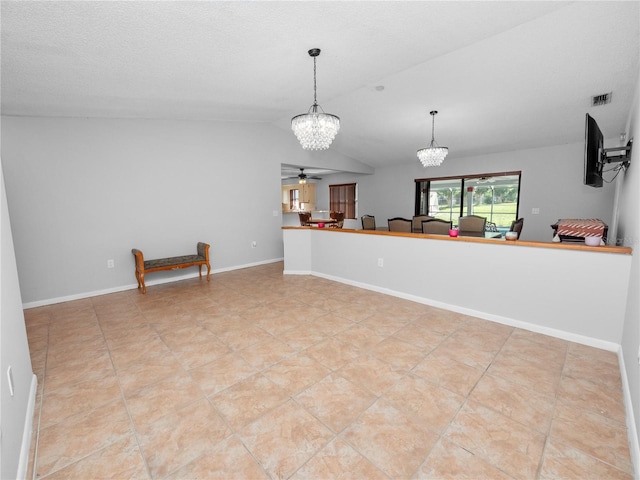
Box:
(591, 92, 612, 106)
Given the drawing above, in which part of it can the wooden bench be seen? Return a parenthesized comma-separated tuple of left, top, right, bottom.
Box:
(131, 242, 210, 294)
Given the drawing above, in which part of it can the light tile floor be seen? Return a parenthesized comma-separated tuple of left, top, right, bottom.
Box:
(24, 262, 633, 479)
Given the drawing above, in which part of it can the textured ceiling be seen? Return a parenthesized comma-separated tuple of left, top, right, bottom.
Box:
(2, 1, 638, 169)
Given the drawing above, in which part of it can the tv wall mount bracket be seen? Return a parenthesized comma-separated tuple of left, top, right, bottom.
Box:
(601, 138, 633, 168)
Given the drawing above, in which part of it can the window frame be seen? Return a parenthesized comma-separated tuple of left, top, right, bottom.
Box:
(415, 171, 521, 228)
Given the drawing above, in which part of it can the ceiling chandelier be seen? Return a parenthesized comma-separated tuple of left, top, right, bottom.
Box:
(291, 48, 340, 150)
(417, 110, 448, 167)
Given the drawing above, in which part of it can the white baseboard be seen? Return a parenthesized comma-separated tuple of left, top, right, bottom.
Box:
(16, 374, 38, 480)
(23, 257, 284, 309)
(282, 269, 312, 275)
(310, 270, 621, 352)
(617, 348, 640, 479)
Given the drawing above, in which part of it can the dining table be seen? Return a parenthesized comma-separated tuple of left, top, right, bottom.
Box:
(457, 231, 503, 239)
(307, 218, 337, 225)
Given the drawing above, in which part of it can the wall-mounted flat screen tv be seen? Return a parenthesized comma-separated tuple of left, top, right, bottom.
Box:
(584, 113, 604, 188)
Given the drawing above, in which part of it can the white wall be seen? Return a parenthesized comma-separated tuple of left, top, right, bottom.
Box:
(0, 116, 369, 304)
(353, 142, 616, 242)
(619, 71, 640, 459)
(0, 164, 35, 479)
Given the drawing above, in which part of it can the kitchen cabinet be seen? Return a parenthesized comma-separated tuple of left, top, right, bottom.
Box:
(281, 183, 315, 212)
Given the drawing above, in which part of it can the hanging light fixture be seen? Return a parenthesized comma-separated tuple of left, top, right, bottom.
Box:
(417, 110, 448, 167)
(291, 48, 340, 150)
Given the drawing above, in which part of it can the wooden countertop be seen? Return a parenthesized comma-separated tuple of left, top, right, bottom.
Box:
(281, 226, 632, 255)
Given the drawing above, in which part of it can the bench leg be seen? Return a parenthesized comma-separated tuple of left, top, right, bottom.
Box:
(139, 272, 146, 294)
(197, 264, 210, 281)
(134, 269, 147, 294)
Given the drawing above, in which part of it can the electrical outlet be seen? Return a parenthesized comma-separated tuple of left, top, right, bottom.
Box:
(377, 258, 384, 267)
(251, 241, 257, 248)
(107, 259, 115, 268)
(531, 208, 540, 215)
(273, 210, 278, 217)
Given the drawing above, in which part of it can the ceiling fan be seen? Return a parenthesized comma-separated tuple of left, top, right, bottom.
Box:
(285, 168, 323, 182)
(476, 177, 496, 184)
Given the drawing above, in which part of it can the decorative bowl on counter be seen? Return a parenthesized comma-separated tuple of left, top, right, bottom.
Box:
(505, 231, 518, 241)
(448, 229, 459, 237)
(585, 236, 601, 247)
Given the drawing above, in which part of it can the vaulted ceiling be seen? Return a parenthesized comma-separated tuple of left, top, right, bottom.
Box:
(2, 1, 638, 169)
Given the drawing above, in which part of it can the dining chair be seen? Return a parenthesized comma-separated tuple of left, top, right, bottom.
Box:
(458, 215, 486, 237)
(412, 215, 434, 233)
(329, 211, 345, 228)
(361, 215, 376, 230)
(422, 219, 452, 235)
(387, 217, 412, 232)
(298, 211, 311, 226)
(510, 218, 524, 237)
(485, 221, 499, 232)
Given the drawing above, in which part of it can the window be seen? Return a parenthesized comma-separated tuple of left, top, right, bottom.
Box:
(289, 189, 300, 211)
(415, 172, 521, 230)
(329, 183, 356, 219)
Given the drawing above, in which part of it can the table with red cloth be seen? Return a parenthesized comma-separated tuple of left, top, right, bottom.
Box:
(307, 219, 337, 225)
(550, 218, 608, 242)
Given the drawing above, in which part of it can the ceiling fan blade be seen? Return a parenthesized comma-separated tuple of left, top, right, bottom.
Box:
(281, 167, 322, 181)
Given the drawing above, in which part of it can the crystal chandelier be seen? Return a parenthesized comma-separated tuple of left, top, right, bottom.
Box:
(291, 48, 340, 150)
(417, 110, 448, 167)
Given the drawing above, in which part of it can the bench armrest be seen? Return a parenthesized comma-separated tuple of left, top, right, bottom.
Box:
(131, 248, 144, 271)
(197, 242, 210, 260)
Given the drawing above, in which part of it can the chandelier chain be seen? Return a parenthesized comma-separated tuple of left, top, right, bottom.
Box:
(431, 115, 435, 144)
(313, 56, 318, 106)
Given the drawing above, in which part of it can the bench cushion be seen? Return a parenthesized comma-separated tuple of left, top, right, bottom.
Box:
(144, 255, 206, 270)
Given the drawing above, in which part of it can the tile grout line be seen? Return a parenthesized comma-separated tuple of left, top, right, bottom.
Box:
(548, 344, 634, 477)
(533, 337, 570, 480)
(96, 299, 154, 480)
(27, 311, 51, 480)
(408, 325, 498, 479)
